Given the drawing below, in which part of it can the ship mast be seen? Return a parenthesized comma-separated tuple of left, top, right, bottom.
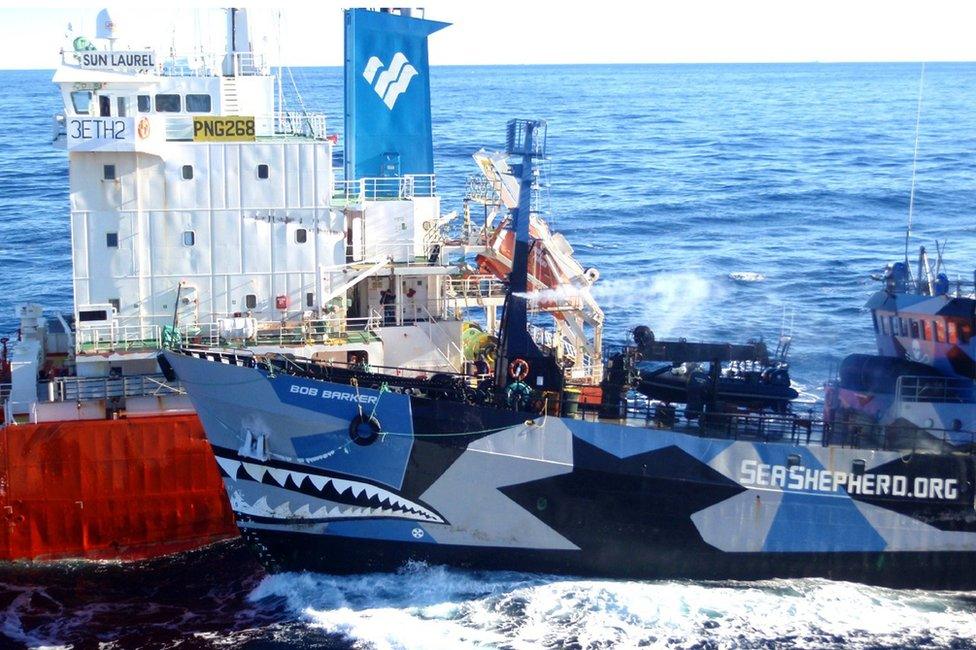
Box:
(495, 120, 563, 394)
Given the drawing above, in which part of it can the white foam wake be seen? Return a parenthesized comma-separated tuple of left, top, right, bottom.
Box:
(248, 563, 976, 649)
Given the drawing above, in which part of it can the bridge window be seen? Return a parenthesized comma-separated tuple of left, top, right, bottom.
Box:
(155, 94, 181, 112)
(182, 231, 195, 247)
(948, 321, 958, 344)
(879, 316, 888, 335)
(71, 91, 92, 115)
(787, 454, 801, 468)
(78, 309, 109, 322)
(871, 313, 879, 332)
(245, 294, 257, 309)
(137, 95, 151, 112)
(935, 320, 945, 343)
(106, 232, 118, 248)
(98, 95, 111, 117)
(922, 320, 932, 341)
(185, 94, 212, 113)
(909, 319, 919, 339)
(306, 292, 314, 307)
(103, 164, 116, 181)
(108, 298, 120, 313)
(181, 165, 193, 180)
(257, 164, 270, 180)
(116, 97, 127, 117)
(898, 317, 907, 337)
(295, 228, 308, 244)
(851, 459, 866, 476)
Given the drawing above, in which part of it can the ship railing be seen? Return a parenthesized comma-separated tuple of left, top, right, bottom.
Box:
(528, 323, 581, 360)
(896, 375, 975, 404)
(567, 357, 602, 385)
(180, 315, 383, 347)
(46, 373, 184, 402)
(527, 323, 603, 384)
(76, 323, 163, 353)
(621, 397, 976, 454)
(157, 51, 269, 77)
(225, 52, 268, 77)
(331, 174, 437, 204)
(418, 306, 464, 372)
(344, 239, 447, 267)
(250, 350, 468, 381)
(446, 275, 507, 301)
(274, 111, 328, 139)
(820, 417, 976, 455)
(76, 315, 383, 354)
(897, 277, 976, 299)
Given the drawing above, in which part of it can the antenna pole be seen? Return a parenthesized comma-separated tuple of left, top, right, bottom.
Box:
(276, 10, 283, 121)
(904, 62, 925, 267)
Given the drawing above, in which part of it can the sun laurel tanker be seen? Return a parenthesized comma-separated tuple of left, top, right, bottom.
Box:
(167, 118, 976, 590)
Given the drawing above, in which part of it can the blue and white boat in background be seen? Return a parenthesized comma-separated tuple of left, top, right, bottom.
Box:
(826, 249, 976, 451)
(162, 9, 976, 589)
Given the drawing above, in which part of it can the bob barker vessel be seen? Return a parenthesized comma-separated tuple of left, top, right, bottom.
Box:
(165, 113, 976, 589)
(0, 8, 610, 561)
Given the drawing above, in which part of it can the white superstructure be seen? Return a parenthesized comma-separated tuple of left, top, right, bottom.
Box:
(1, 8, 602, 425)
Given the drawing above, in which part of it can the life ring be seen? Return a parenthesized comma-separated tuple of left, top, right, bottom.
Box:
(137, 117, 151, 140)
(348, 413, 381, 446)
(508, 358, 530, 381)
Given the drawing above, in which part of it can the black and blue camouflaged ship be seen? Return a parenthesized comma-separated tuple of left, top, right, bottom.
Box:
(163, 113, 976, 589)
(159, 8, 976, 589)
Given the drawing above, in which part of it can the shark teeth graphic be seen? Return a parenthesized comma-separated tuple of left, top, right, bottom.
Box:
(217, 453, 445, 524)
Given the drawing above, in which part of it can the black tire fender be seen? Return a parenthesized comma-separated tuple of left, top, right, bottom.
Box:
(349, 413, 381, 446)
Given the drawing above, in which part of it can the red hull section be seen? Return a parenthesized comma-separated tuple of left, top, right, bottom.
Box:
(0, 415, 237, 561)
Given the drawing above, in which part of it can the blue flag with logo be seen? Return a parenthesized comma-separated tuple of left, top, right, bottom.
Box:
(344, 9, 449, 184)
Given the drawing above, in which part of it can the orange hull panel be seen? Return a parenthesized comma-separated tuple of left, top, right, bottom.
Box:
(0, 415, 237, 562)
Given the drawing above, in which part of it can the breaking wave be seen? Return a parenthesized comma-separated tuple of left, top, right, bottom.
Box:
(729, 271, 767, 282)
(249, 562, 976, 649)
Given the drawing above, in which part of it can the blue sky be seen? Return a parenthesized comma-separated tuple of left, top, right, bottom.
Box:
(0, 1, 974, 69)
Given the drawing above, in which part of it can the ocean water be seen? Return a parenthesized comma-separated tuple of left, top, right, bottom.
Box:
(2, 63, 976, 647)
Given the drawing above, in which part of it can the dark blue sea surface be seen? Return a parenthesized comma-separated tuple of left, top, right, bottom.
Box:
(2, 63, 976, 647)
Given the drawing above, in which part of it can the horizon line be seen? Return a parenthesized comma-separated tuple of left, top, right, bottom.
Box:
(0, 59, 970, 73)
